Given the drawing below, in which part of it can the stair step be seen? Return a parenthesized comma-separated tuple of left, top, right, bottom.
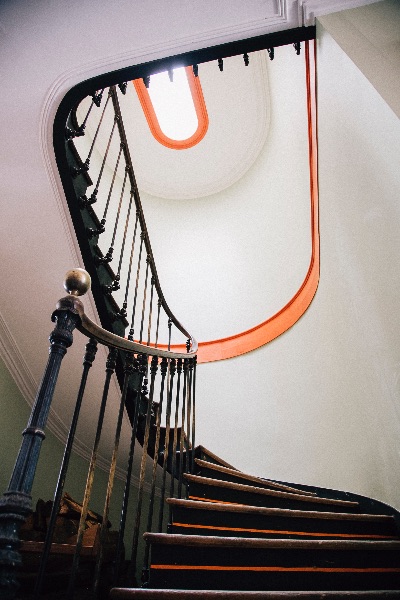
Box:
(144, 534, 400, 591)
(184, 474, 360, 513)
(111, 590, 400, 599)
(195, 445, 238, 470)
(194, 459, 315, 496)
(167, 499, 398, 540)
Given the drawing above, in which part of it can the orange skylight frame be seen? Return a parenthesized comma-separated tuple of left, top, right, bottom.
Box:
(133, 67, 209, 150)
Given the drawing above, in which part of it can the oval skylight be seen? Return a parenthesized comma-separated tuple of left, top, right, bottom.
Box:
(149, 68, 198, 139)
(133, 67, 208, 150)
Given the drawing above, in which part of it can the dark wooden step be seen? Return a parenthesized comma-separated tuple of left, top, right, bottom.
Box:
(144, 534, 400, 591)
(167, 499, 399, 540)
(195, 446, 238, 470)
(184, 474, 360, 513)
(194, 459, 315, 496)
(111, 589, 400, 599)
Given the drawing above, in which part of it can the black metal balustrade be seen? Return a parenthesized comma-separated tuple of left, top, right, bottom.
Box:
(65, 84, 195, 356)
(0, 269, 197, 599)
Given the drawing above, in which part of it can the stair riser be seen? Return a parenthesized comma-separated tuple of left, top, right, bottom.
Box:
(169, 506, 397, 539)
(148, 569, 400, 592)
(187, 482, 360, 513)
(149, 543, 400, 569)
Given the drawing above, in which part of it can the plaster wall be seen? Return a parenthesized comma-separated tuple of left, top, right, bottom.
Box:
(194, 21, 400, 510)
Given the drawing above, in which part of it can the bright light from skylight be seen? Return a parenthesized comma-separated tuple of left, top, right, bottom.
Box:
(148, 68, 199, 141)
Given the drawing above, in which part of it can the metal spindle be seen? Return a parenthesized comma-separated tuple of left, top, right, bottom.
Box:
(67, 90, 102, 139)
(113, 353, 146, 586)
(128, 233, 144, 341)
(104, 185, 134, 296)
(154, 299, 161, 348)
(34, 338, 98, 599)
(142, 356, 168, 580)
(169, 357, 183, 517)
(72, 91, 111, 177)
(119, 211, 139, 320)
(127, 355, 158, 584)
(66, 347, 118, 597)
(91, 347, 136, 596)
(139, 257, 150, 343)
(87, 116, 117, 205)
(178, 358, 188, 499)
(146, 278, 155, 347)
(191, 356, 197, 473)
(101, 164, 129, 265)
(157, 358, 176, 531)
(186, 358, 194, 476)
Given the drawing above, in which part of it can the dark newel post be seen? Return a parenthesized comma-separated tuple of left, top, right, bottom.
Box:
(0, 268, 91, 600)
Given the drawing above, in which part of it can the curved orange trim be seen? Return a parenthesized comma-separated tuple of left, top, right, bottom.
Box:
(133, 67, 209, 150)
(160, 41, 319, 363)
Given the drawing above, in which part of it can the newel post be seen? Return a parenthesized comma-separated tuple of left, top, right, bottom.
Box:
(0, 268, 91, 599)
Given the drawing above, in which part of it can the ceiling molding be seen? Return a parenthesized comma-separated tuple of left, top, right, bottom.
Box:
(300, 0, 384, 27)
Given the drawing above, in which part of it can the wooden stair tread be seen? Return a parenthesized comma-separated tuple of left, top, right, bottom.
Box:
(111, 590, 400, 599)
(194, 459, 315, 496)
(196, 446, 237, 470)
(184, 475, 359, 509)
(166, 498, 395, 523)
(144, 533, 400, 551)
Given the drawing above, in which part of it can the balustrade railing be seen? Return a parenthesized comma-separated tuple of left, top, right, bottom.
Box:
(66, 84, 196, 358)
(0, 270, 197, 599)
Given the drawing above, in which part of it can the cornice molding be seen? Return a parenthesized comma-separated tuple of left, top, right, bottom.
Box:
(300, 0, 384, 27)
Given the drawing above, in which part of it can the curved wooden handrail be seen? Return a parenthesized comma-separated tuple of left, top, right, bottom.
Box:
(57, 295, 197, 359)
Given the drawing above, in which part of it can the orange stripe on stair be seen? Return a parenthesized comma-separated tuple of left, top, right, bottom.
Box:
(172, 522, 396, 540)
(151, 565, 400, 573)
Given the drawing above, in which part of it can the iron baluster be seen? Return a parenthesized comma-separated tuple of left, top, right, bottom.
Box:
(146, 278, 155, 347)
(34, 338, 98, 599)
(186, 357, 194, 476)
(157, 358, 176, 531)
(91, 346, 136, 596)
(178, 358, 188, 499)
(100, 164, 129, 267)
(71, 90, 111, 178)
(117, 210, 139, 322)
(128, 233, 144, 341)
(66, 347, 118, 597)
(169, 357, 183, 520)
(191, 356, 197, 474)
(127, 355, 158, 585)
(113, 353, 146, 586)
(65, 90, 103, 140)
(87, 116, 118, 205)
(104, 182, 133, 297)
(89, 142, 123, 241)
(142, 356, 168, 582)
(154, 299, 161, 348)
(139, 257, 150, 343)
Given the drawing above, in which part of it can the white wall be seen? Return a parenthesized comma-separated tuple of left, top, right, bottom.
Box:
(195, 19, 400, 511)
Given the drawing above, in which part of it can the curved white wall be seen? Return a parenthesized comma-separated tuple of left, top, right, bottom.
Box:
(195, 21, 400, 510)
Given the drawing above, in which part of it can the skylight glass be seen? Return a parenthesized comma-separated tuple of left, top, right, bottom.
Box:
(147, 68, 199, 141)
